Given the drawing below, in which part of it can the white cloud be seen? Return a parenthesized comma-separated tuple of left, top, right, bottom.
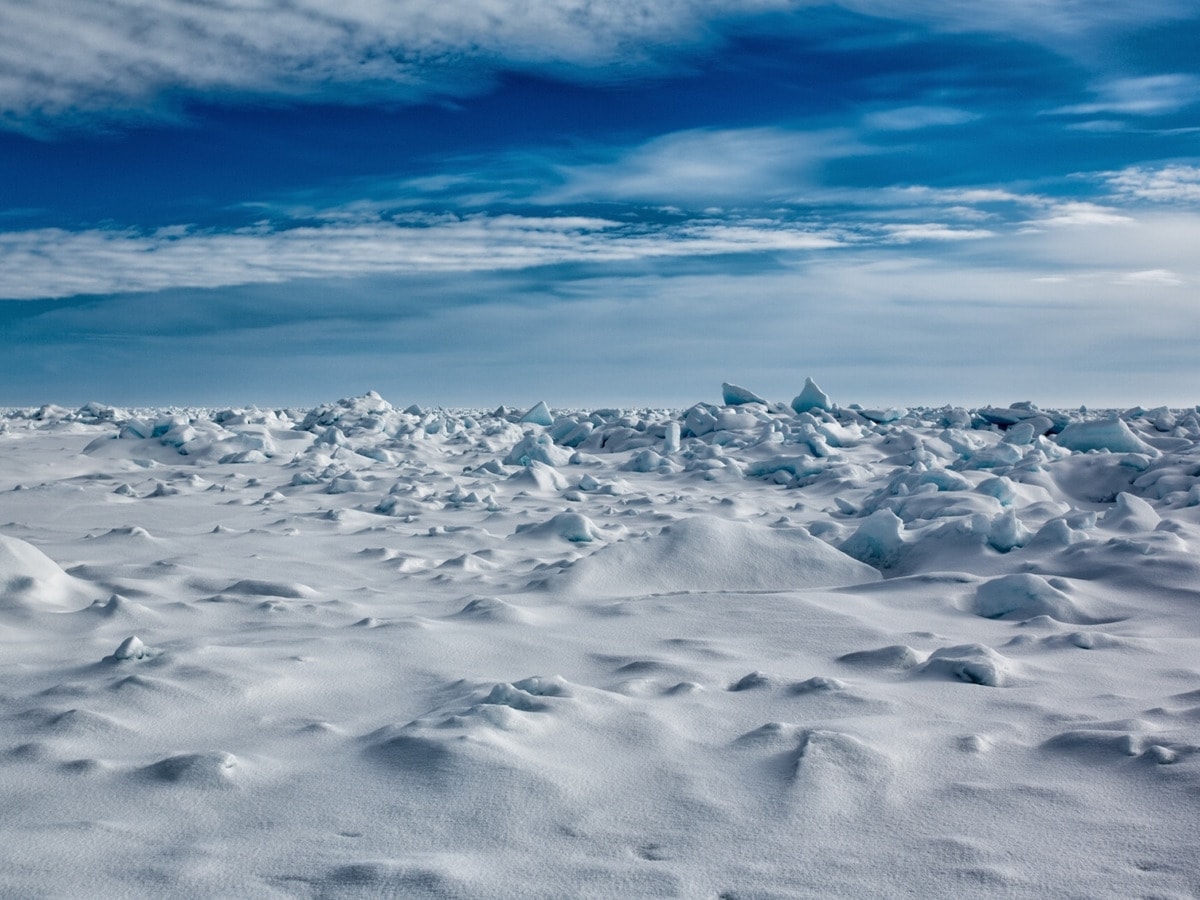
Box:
(0, 214, 842, 300)
(880, 223, 994, 242)
(862, 105, 979, 131)
(1064, 119, 1127, 132)
(0, 0, 793, 131)
(998, 210, 1200, 279)
(1117, 268, 1183, 286)
(1051, 74, 1200, 117)
(1105, 165, 1200, 203)
(543, 127, 870, 205)
(887, 185, 1043, 208)
(7, 1, 1191, 132)
(842, 0, 1197, 48)
(7, 159, 1194, 302)
(1023, 201, 1132, 228)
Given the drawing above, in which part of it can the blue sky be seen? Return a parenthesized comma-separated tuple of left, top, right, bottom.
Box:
(2, 1, 1199, 408)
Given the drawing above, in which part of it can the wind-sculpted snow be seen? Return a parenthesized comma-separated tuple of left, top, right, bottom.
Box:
(553, 515, 881, 598)
(2, 384, 1200, 896)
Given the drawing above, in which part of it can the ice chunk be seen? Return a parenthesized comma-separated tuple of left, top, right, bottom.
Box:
(1056, 418, 1158, 455)
(722, 383, 766, 406)
(859, 408, 906, 424)
(663, 421, 681, 454)
(840, 510, 905, 569)
(552, 421, 593, 448)
(683, 404, 718, 436)
(519, 401, 554, 427)
(112, 635, 146, 660)
(503, 433, 573, 467)
(791, 377, 831, 414)
(621, 449, 681, 474)
(987, 509, 1030, 553)
(1001, 422, 1036, 445)
(976, 476, 1016, 506)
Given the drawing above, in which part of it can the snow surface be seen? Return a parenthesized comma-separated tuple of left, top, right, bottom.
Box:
(2, 386, 1200, 897)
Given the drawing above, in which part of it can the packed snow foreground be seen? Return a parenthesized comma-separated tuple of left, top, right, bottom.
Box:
(2, 381, 1199, 897)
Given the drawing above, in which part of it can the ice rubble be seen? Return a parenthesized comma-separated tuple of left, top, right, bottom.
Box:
(9, 381, 1197, 621)
(11, 384, 1200, 559)
(5, 381, 1200, 897)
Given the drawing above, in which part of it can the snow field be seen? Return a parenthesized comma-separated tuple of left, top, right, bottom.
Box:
(2, 385, 1199, 897)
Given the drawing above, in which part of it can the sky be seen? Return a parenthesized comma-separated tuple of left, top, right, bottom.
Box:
(2, 1, 1199, 409)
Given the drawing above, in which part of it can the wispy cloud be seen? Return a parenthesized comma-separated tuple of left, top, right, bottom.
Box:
(1104, 164, 1200, 203)
(853, 0, 1198, 47)
(861, 105, 979, 131)
(0, 214, 843, 301)
(1117, 268, 1184, 286)
(0, 0, 793, 132)
(4, 1, 1195, 134)
(1022, 201, 1132, 228)
(6, 165, 1190, 302)
(880, 223, 994, 242)
(1050, 74, 1200, 116)
(541, 127, 870, 206)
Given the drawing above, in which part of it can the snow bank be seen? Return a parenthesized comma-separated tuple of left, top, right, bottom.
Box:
(0, 535, 91, 614)
(555, 515, 881, 597)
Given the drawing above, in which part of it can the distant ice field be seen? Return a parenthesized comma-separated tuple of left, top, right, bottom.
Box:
(2, 382, 1198, 898)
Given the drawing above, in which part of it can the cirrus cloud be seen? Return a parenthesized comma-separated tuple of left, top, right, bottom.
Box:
(0, 213, 842, 301)
(2, 0, 1197, 134)
(0, 0, 791, 132)
(1104, 165, 1200, 203)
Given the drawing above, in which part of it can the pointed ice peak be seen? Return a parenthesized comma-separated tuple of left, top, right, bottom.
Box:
(791, 377, 831, 414)
(519, 401, 554, 426)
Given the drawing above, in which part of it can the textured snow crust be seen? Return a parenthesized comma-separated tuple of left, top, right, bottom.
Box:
(2, 387, 1199, 897)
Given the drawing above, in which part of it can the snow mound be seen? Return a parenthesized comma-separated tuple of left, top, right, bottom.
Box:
(138, 751, 238, 787)
(29, 707, 132, 738)
(1101, 492, 1160, 533)
(554, 515, 881, 598)
(362, 675, 579, 782)
(789, 675, 849, 694)
(452, 597, 533, 624)
(221, 579, 318, 599)
(111, 636, 146, 660)
(513, 511, 605, 543)
(506, 460, 569, 492)
(913, 643, 1013, 687)
(969, 574, 1113, 625)
(1042, 730, 1198, 766)
(0, 534, 91, 614)
(80, 594, 162, 624)
(742, 728, 897, 816)
(729, 670, 775, 691)
(837, 644, 922, 670)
